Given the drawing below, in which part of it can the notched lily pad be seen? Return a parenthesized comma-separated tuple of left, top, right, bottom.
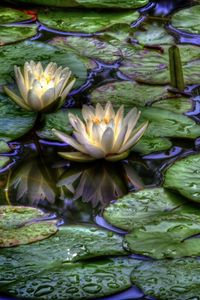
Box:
(164, 153, 200, 203)
(0, 40, 87, 87)
(103, 187, 193, 231)
(0, 206, 57, 247)
(131, 258, 200, 300)
(0, 25, 38, 45)
(0, 7, 32, 24)
(172, 5, 200, 34)
(38, 9, 139, 33)
(133, 136, 172, 155)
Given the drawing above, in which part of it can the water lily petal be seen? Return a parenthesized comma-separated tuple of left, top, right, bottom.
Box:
(27, 89, 43, 111)
(112, 124, 128, 153)
(57, 151, 96, 162)
(60, 78, 75, 100)
(41, 88, 56, 106)
(3, 86, 31, 111)
(82, 105, 95, 122)
(83, 143, 105, 158)
(124, 109, 141, 143)
(95, 103, 104, 119)
(14, 66, 27, 101)
(101, 127, 114, 153)
(52, 129, 88, 154)
(106, 151, 130, 162)
(105, 101, 115, 121)
(120, 121, 149, 153)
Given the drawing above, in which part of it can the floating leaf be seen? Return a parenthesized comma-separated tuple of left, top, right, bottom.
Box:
(103, 187, 193, 231)
(134, 22, 175, 46)
(172, 5, 200, 34)
(119, 45, 200, 85)
(0, 252, 138, 299)
(0, 93, 36, 141)
(90, 81, 192, 113)
(0, 7, 32, 24)
(0, 25, 37, 45)
(0, 206, 57, 247)
(37, 109, 81, 140)
(164, 153, 200, 203)
(12, 0, 148, 8)
(133, 136, 172, 155)
(0, 40, 87, 87)
(0, 141, 11, 153)
(140, 107, 200, 139)
(131, 258, 200, 300)
(38, 9, 139, 33)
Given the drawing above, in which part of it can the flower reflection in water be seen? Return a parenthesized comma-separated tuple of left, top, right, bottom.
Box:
(57, 161, 144, 212)
(8, 159, 56, 206)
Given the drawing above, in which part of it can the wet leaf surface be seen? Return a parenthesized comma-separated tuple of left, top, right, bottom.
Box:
(164, 153, 200, 203)
(0, 7, 32, 24)
(172, 5, 200, 34)
(131, 258, 200, 300)
(133, 136, 172, 155)
(38, 9, 139, 33)
(119, 45, 200, 85)
(0, 206, 58, 247)
(0, 25, 37, 45)
(12, 0, 148, 8)
(37, 109, 81, 140)
(0, 40, 87, 87)
(0, 93, 36, 141)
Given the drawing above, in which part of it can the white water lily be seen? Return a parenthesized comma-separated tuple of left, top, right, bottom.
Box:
(53, 102, 148, 162)
(4, 61, 75, 112)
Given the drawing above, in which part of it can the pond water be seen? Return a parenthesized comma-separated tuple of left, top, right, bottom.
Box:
(1, 0, 200, 299)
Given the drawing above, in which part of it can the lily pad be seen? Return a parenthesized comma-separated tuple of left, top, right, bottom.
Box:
(0, 206, 57, 247)
(0, 40, 87, 87)
(38, 9, 139, 33)
(133, 136, 172, 155)
(103, 187, 195, 231)
(140, 107, 200, 139)
(0, 157, 10, 169)
(0, 253, 139, 299)
(0, 7, 32, 24)
(0, 225, 126, 263)
(119, 45, 200, 85)
(0, 141, 11, 153)
(50, 35, 122, 63)
(0, 25, 37, 45)
(131, 258, 200, 300)
(172, 5, 200, 34)
(0, 93, 36, 141)
(124, 218, 200, 258)
(12, 0, 148, 8)
(90, 81, 192, 112)
(164, 153, 200, 203)
(37, 109, 81, 140)
(134, 22, 175, 46)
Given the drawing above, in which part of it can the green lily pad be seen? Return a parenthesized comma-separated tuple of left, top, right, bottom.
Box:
(0, 141, 11, 153)
(38, 9, 139, 34)
(103, 187, 195, 231)
(90, 81, 192, 113)
(0, 93, 36, 141)
(140, 107, 200, 139)
(131, 258, 200, 300)
(0, 206, 58, 247)
(172, 5, 200, 34)
(124, 218, 200, 258)
(134, 22, 175, 46)
(0, 7, 32, 24)
(0, 40, 87, 87)
(0, 225, 126, 263)
(0, 157, 10, 169)
(120, 45, 200, 85)
(37, 109, 81, 140)
(12, 0, 148, 8)
(50, 35, 122, 63)
(0, 253, 139, 299)
(164, 153, 200, 203)
(133, 136, 172, 155)
(0, 25, 37, 45)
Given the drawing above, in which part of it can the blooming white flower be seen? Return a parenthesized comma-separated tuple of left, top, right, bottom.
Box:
(4, 61, 75, 112)
(53, 102, 148, 162)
